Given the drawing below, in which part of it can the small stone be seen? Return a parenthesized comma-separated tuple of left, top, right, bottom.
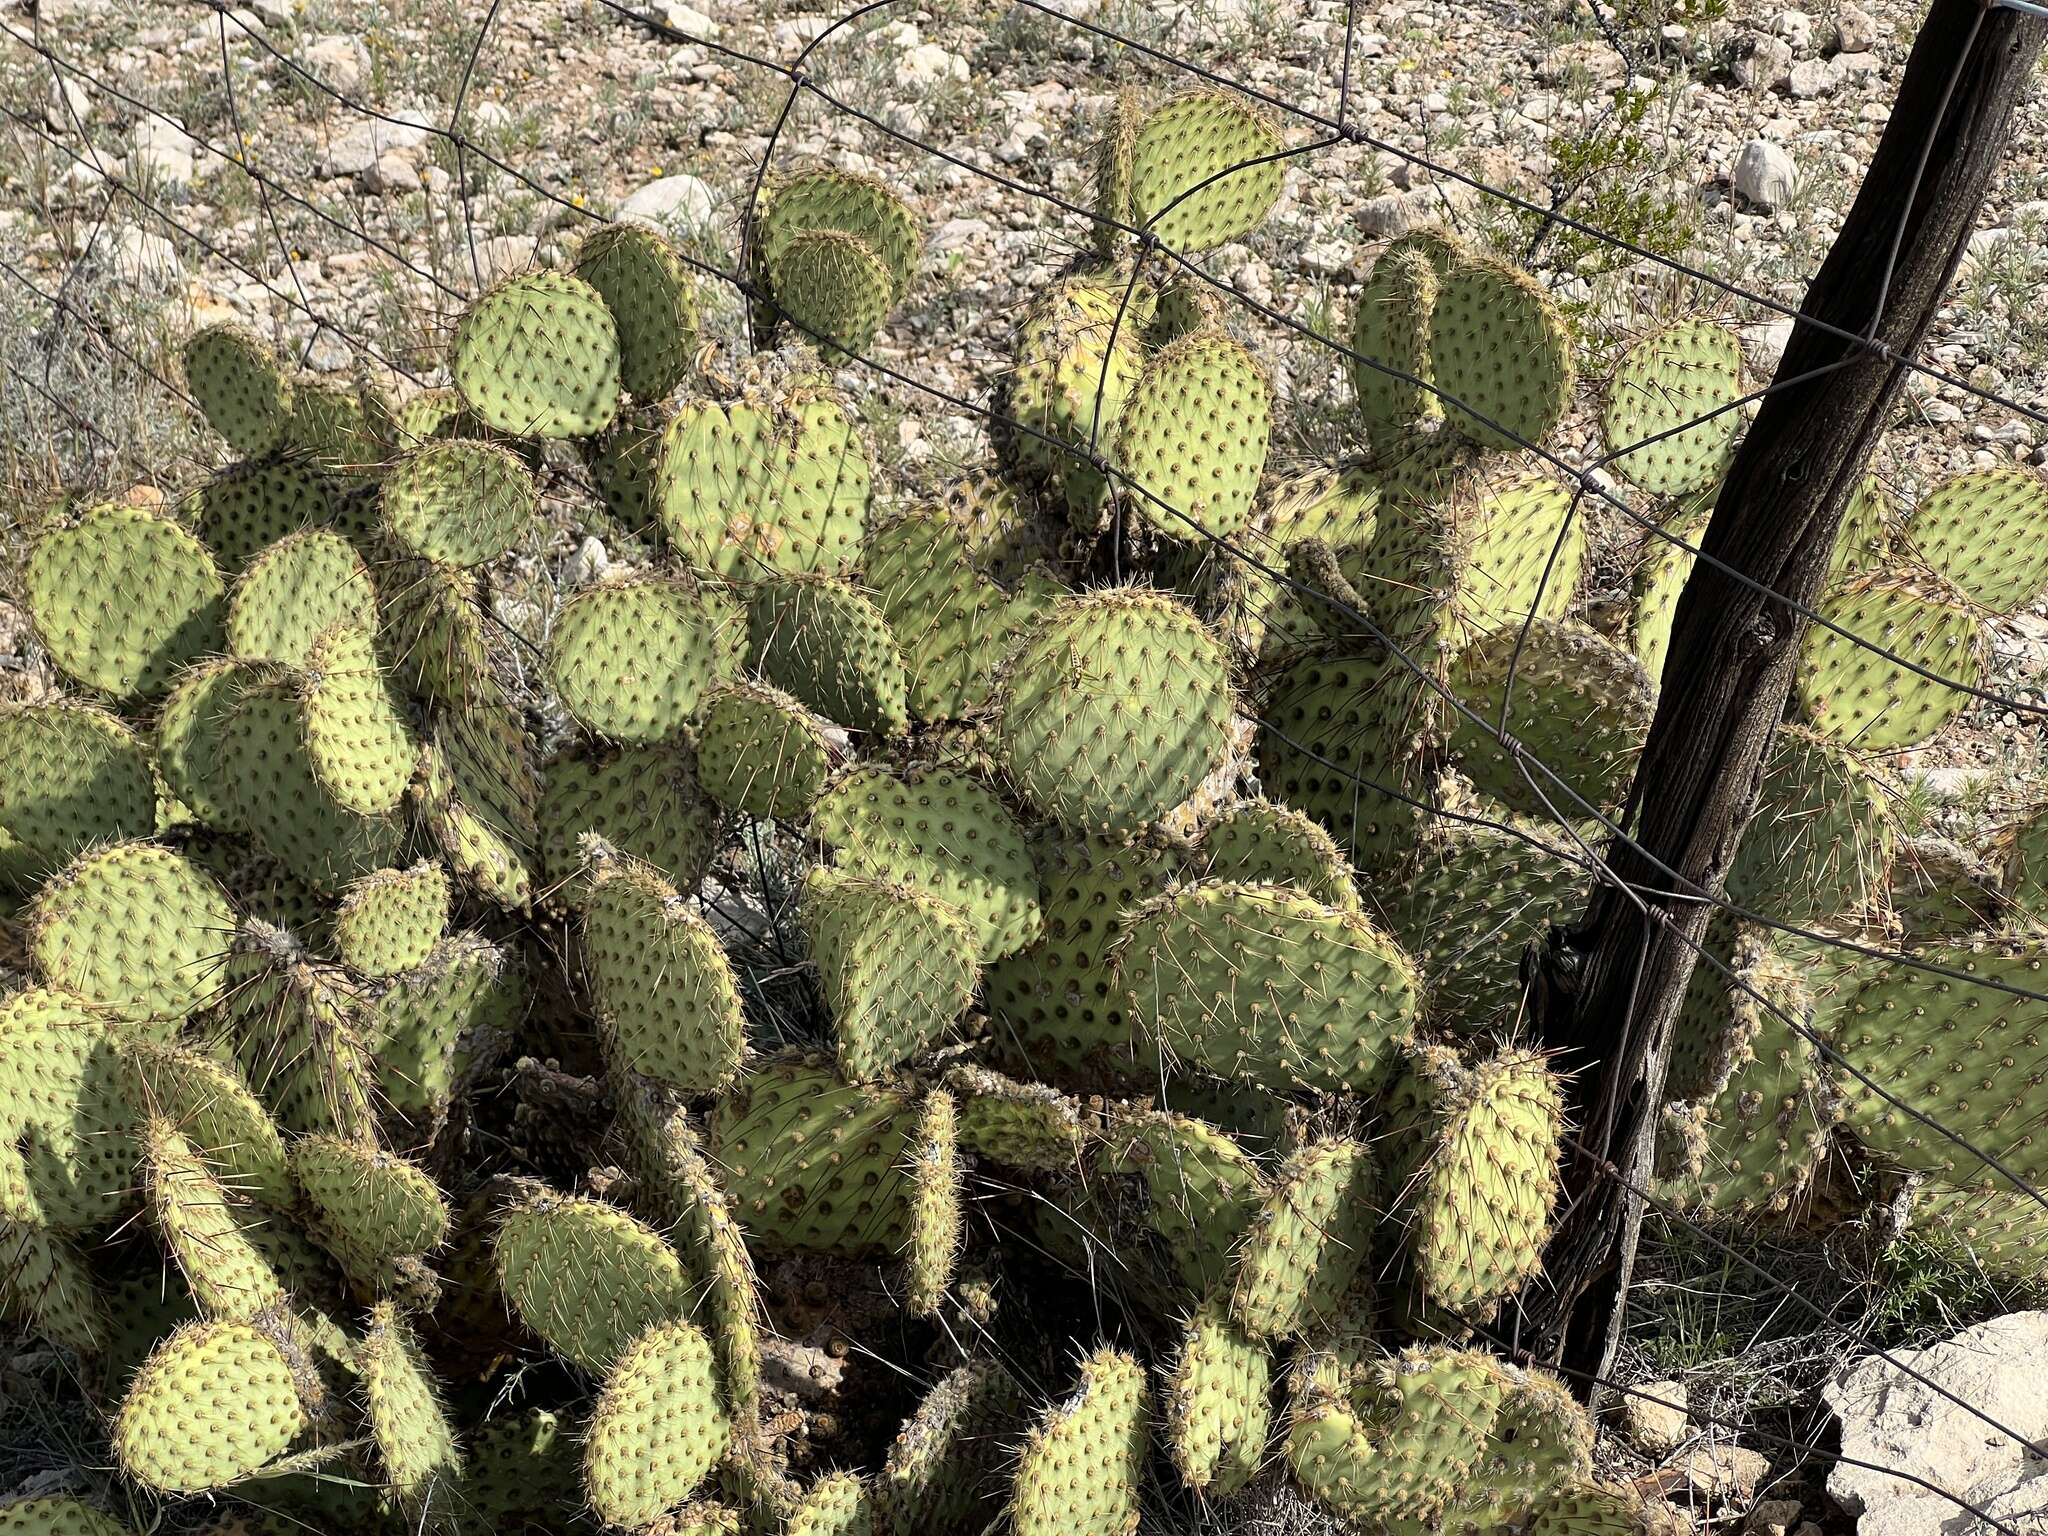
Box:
(130, 116, 197, 186)
(895, 43, 969, 90)
(46, 76, 91, 131)
(304, 33, 370, 96)
(1740, 318, 1795, 374)
(318, 109, 433, 178)
(1787, 57, 1833, 97)
(1732, 139, 1798, 209)
(617, 173, 719, 234)
(1732, 35, 1794, 92)
(1672, 1443, 1770, 1506)
(997, 118, 1047, 164)
(1832, 51, 1880, 82)
(1834, 2, 1877, 53)
(1535, 39, 1626, 85)
(567, 536, 609, 588)
(1745, 1497, 1804, 1536)
(1622, 1378, 1690, 1456)
(659, 0, 717, 36)
(1355, 183, 1473, 239)
(110, 227, 182, 289)
(474, 235, 538, 284)
(359, 150, 420, 196)
(1772, 9, 1813, 50)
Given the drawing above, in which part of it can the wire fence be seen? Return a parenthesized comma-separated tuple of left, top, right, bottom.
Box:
(3, 0, 2047, 1529)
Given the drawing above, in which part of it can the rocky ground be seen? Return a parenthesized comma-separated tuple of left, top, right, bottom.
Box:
(2, 0, 2046, 1532)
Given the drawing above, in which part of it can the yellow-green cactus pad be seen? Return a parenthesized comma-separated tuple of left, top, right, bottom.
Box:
(1906, 1179, 2048, 1294)
(1010, 1347, 1149, 1536)
(381, 439, 536, 566)
(0, 700, 157, 890)
(1429, 253, 1573, 452)
(0, 1498, 133, 1536)
(573, 221, 701, 401)
(452, 269, 621, 439)
(1381, 1044, 1566, 1317)
(1599, 320, 1744, 496)
(25, 503, 224, 699)
(1446, 620, 1654, 818)
(141, 1118, 285, 1322)
(1628, 501, 1707, 689)
(30, 840, 235, 1023)
(1113, 328, 1271, 544)
(655, 380, 872, 579)
(1901, 466, 2048, 614)
(181, 322, 293, 454)
(129, 1040, 292, 1205)
(156, 659, 254, 831)
(362, 1302, 462, 1508)
(189, 455, 334, 576)
(1006, 271, 1152, 514)
(748, 576, 911, 737)
(300, 621, 421, 816)
(537, 739, 719, 907)
(1100, 1110, 1265, 1295)
(220, 925, 379, 1140)
(758, 166, 920, 305)
(944, 1064, 1086, 1174)
(770, 227, 898, 357)
(696, 680, 835, 819)
(226, 529, 378, 667)
(877, 1360, 1026, 1536)
(1230, 1137, 1378, 1339)
(1195, 798, 1359, 911)
(1117, 880, 1419, 1094)
(413, 707, 539, 910)
(496, 1190, 695, 1372)
(583, 854, 746, 1094)
(365, 932, 518, 1130)
(996, 588, 1233, 837)
(1794, 577, 1982, 751)
(0, 994, 136, 1231)
(1350, 243, 1443, 447)
(381, 558, 502, 710)
(786, 1473, 873, 1536)
(332, 861, 450, 978)
(584, 1318, 732, 1528)
(113, 1319, 309, 1493)
(1727, 725, 1892, 926)
(803, 866, 977, 1081)
(1124, 88, 1284, 251)
(0, 1219, 108, 1355)
(904, 1087, 964, 1317)
(292, 1134, 450, 1276)
(812, 766, 1041, 961)
(1163, 1296, 1273, 1496)
(547, 572, 740, 743)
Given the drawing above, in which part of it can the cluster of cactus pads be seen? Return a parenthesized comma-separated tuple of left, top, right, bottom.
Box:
(5, 76, 2048, 1536)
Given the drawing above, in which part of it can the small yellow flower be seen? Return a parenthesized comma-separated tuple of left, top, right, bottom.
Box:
(650, 165, 664, 177)
(571, 192, 586, 207)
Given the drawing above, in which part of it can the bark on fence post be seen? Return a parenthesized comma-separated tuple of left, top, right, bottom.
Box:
(1522, 0, 2048, 1389)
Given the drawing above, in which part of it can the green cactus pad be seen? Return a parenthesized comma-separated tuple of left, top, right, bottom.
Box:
(452, 269, 621, 439)
(811, 766, 1041, 961)
(221, 929, 380, 1141)
(366, 933, 517, 1129)
(697, 680, 835, 819)
(1195, 798, 1359, 911)
(1163, 1296, 1274, 1496)
(1600, 320, 1744, 496)
(1628, 500, 1708, 689)
(0, 995, 140, 1231)
(413, 715, 538, 910)
(381, 558, 505, 711)
(1450, 1368, 1597, 1528)
(905, 1087, 964, 1316)
(361, 1303, 462, 1506)
(537, 739, 718, 906)
(1906, 1179, 2048, 1293)
(113, 1320, 308, 1493)
(495, 1190, 696, 1372)
(548, 573, 740, 743)
(803, 866, 977, 1081)
(218, 676, 405, 891)
(1383, 1044, 1565, 1316)
(189, 456, 334, 577)
(461, 1408, 582, 1533)
(1101, 1110, 1265, 1295)
(1125, 89, 1285, 251)
(299, 621, 420, 816)
(292, 1135, 450, 1274)
(786, 1473, 873, 1536)
(1727, 726, 1892, 925)
(226, 529, 379, 667)
(30, 841, 234, 1023)
(141, 1118, 285, 1322)
(1113, 328, 1271, 543)
(0, 1219, 108, 1356)
(25, 503, 224, 699)
(1006, 270, 1153, 514)
(996, 588, 1233, 836)
(1523, 1483, 1657, 1535)
(1794, 577, 1982, 751)
(1117, 880, 1419, 1094)
(129, 1039, 293, 1205)
(584, 1318, 732, 1528)
(182, 323, 293, 454)
(985, 835, 1178, 1084)
(1381, 821, 1586, 1027)
(1429, 255, 1574, 451)
(0, 700, 157, 890)
(332, 862, 450, 978)
(863, 511, 1047, 722)
(1093, 88, 1139, 244)
(1835, 945, 2048, 1187)
(1231, 1137, 1377, 1339)
(1890, 834, 2004, 940)
(283, 373, 390, 479)
(380, 440, 535, 566)
(1010, 1347, 1149, 1536)
(655, 381, 871, 579)
(583, 854, 746, 1094)
(944, 1064, 1086, 1173)
(156, 660, 254, 831)
(760, 167, 920, 298)
(771, 228, 898, 356)
(573, 221, 700, 401)
(1445, 620, 1655, 818)
(1351, 246, 1441, 446)
(707, 1061, 915, 1255)
(1902, 466, 2048, 614)
(878, 1360, 1026, 1536)
(748, 576, 911, 737)
(1255, 650, 1441, 873)
(0, 1498, 133, 1536)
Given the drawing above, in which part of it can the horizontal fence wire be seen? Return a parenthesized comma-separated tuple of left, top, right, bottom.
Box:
(4, 1, 2046, 1523)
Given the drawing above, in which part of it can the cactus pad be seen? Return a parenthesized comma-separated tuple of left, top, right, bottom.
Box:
(332, 862, 450, 977)
(945, 1064, 1086, 1173)
(1011, 1348, 1149, 1536)
(182, 323, 293, 454)
(0, 701, 157, 890)
(1794, 577, 1981, 751)
(130, 1039, 293, 1205)
(365, 933, 517, 1129)
(1195, 798, 1358, 911)
(189, 455, 335, 576)
(1113, 329, 1271, 543)
(548, 573, 739, 743)
(904, 1087, 965, 1315)
(1430, 255, 1574, 451)
(1901, 466, 2048, 614)
(573, 221, 700, 401)
(1600, 320, 1744, 496)
(863, 511, 1045, 722)
(300, 621, 420, 816)
(362, 1303, 462, 1506)
(495, 1190, 696, 1372)
(0, 996, 138, 1231)
(0, 1220, 108, 1356)
(1101, 1110, 1265, 1295)
(1728, 726, 1891, 924)
(1007, 272, 1151, 514)
(878, 1360, 1026, 1536)
(31, 841, 235, 1023)
(25, 503, 224, 699)
(748, 576, 911, 737)
(1351, 246, 1441, 445)
(537, 740, 718, 905)
(697, 681, 835, 819)
(452, 269, 621, 439)
(113, 1320, 308, 1493)
(1231, 1136, 1377, 1339)
(1124, 89, 1284, 251)
(381, 440, 535, 566)
(1163, 1297, 1273, 1495)
(227, 530, 378, 667)
(292, 1135, 451, 1274)
(584, 1319, 732, 1528)
(141, 1118, 285, 1322)
(803, 866, 977, 1081)
(759, 166, 920, 307)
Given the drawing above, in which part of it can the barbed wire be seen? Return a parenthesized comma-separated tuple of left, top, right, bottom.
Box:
(4, 1, 2046, 1521)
